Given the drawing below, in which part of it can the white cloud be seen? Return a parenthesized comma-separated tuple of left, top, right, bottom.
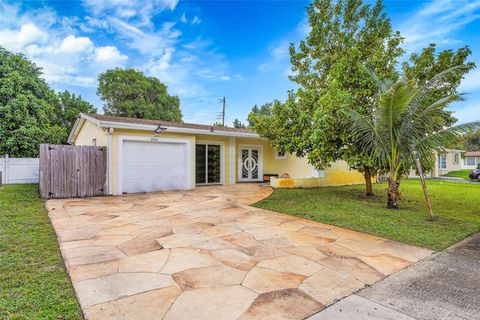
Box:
(451, 101, 480, 123)
(219, 75, 230, 81)
(180, 12, 187, 23)
(258, 41, 289, 72)
(459, 68, 480, 92)
(0, 23, 48, 52)
(83, 0, 178, 27)
(0, 6, 129, 88)
(94, 46, 128, 67)
(59, 35, 94, 54)
(191, 16, 201, 25)
(399, 0, 480, 52)
(109, 18, 180, 56)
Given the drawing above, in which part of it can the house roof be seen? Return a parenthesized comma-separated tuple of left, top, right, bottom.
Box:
(68, 113, 259, 143)
(84, 113, 255, 134)
(465, 151, 480, 157)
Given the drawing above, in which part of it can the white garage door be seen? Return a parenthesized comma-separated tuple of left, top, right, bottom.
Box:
(122, 140, 188, 193)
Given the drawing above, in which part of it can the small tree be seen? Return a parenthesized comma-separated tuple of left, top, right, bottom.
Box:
(97, 68, 182, 122)
(350, 67, 480, 210)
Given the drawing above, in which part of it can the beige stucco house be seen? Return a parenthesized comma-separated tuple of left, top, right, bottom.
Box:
(68, 113, 365, 195)
(435, 149, 464, 176)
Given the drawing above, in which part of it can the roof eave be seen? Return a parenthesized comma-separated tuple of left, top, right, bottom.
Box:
(95, 119, 261, 138)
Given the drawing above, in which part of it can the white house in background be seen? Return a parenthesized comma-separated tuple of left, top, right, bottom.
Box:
(435, 149, 464, 176)
(463, 151, 480, 169)
(431, 149, 480, 177)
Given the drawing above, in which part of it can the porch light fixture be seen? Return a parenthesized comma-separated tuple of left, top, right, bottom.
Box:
(154, 125, 167, 134)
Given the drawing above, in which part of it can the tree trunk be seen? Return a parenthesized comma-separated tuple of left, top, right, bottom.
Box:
(386, 176, 400, 209)
(364, 166, 374, 196)
(415, 157, 435, 221)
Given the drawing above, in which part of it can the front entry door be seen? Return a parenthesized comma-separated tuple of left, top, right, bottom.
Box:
(240, 147, 261, 181)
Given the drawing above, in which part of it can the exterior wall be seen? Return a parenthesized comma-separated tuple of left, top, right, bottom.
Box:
(73, 121, 366, 194)
(463, 156, 480, 170)
(270, 161, 366, 189)
(437, 151, 463, 176)
(74, 120, 108, 147)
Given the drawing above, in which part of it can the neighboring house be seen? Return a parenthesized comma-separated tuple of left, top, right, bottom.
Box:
(463, 151, 480, 169)
(68, 113, 365, 195)
(435, 149, 464, 176)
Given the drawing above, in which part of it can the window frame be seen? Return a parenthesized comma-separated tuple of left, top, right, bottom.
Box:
(439, 154, 447, 169)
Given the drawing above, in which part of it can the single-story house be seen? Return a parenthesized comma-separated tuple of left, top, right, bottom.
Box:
(68, 113, 365, 195)
(435, 149, 464, 176)
(463, 151, 480, 169)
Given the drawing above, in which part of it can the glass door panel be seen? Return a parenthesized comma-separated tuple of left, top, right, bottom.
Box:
(207, 145, 221, 183)
(241, 149, 249, 179)
(251, 149, 259, 179)
(195, 144, 206, 184)
(196, 143, 222, 184)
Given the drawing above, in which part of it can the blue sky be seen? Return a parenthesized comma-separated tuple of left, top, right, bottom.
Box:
(0, 0, 479, 125)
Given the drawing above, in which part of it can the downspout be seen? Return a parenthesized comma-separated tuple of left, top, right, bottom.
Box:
(107, 128, 113, 195)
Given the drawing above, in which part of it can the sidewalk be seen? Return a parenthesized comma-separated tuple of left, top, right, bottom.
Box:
(309, 233, 480, 320)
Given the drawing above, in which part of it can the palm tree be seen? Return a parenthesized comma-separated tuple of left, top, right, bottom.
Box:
(349, 66, 480, 210)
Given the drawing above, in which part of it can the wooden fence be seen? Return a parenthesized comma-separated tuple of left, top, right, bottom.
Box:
(39, 144, 107, 199)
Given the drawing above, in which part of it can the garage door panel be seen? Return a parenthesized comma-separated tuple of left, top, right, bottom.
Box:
(122, 140, 188, 193)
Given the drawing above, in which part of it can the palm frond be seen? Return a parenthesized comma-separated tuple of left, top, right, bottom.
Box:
(414, 121, 480, 153)
(349, 109, 390, 167)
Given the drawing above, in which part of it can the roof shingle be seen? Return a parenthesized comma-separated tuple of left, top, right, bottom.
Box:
(465, 151, 480, 157)
(83, 113, 256, 134)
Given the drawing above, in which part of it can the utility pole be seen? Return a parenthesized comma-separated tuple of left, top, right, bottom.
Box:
(217, 97, 226, 126)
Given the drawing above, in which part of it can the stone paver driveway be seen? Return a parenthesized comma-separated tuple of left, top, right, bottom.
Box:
(47, 184, 432, 320)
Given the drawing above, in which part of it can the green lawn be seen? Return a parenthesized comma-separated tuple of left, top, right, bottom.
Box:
(0, 184, 82, 320)
(441, 169, 474, 180)
(254, 179, 480, 251)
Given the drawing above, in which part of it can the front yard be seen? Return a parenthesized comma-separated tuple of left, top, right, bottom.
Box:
(254, 179, 480, 251)
(441, 169, 474, 180)
(0, 184, 82, 319)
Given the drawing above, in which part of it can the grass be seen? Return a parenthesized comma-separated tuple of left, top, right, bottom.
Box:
(442, 169, 474, 180)
(254, 179, 480, 251)
(0, 184, 82, 320)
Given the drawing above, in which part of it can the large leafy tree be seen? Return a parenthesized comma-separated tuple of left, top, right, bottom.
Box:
(250, 0, 404, 196)
(52, 90, 96, 140)
(350, 67, 480, 209)
(0, 47, 65, 157)
(402, 44, 475, 128)
(97, 68, 182, 122)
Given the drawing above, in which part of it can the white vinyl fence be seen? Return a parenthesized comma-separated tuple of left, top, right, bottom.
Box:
(0, 155, 39, 184)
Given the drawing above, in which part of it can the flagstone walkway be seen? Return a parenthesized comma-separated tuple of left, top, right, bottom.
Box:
(46, 184, 433, 320)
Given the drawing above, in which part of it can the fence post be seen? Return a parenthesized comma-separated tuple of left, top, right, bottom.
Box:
(5, 154, 8, 184)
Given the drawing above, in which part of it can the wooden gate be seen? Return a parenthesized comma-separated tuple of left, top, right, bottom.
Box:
(39, 144, 107, 199)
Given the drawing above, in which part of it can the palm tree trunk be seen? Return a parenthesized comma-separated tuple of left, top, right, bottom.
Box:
(386, 175, 400, 209)
(364, 166, 374, 196)
(415, 157, 435, 221)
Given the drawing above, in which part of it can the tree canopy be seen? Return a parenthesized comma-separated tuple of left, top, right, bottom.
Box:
(0, 47, 61, 157)
(0, 47, 95, 157)
(249, 0, 404, 195)
(52, 90, 96, 139)
(97, 68, 182, 122)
